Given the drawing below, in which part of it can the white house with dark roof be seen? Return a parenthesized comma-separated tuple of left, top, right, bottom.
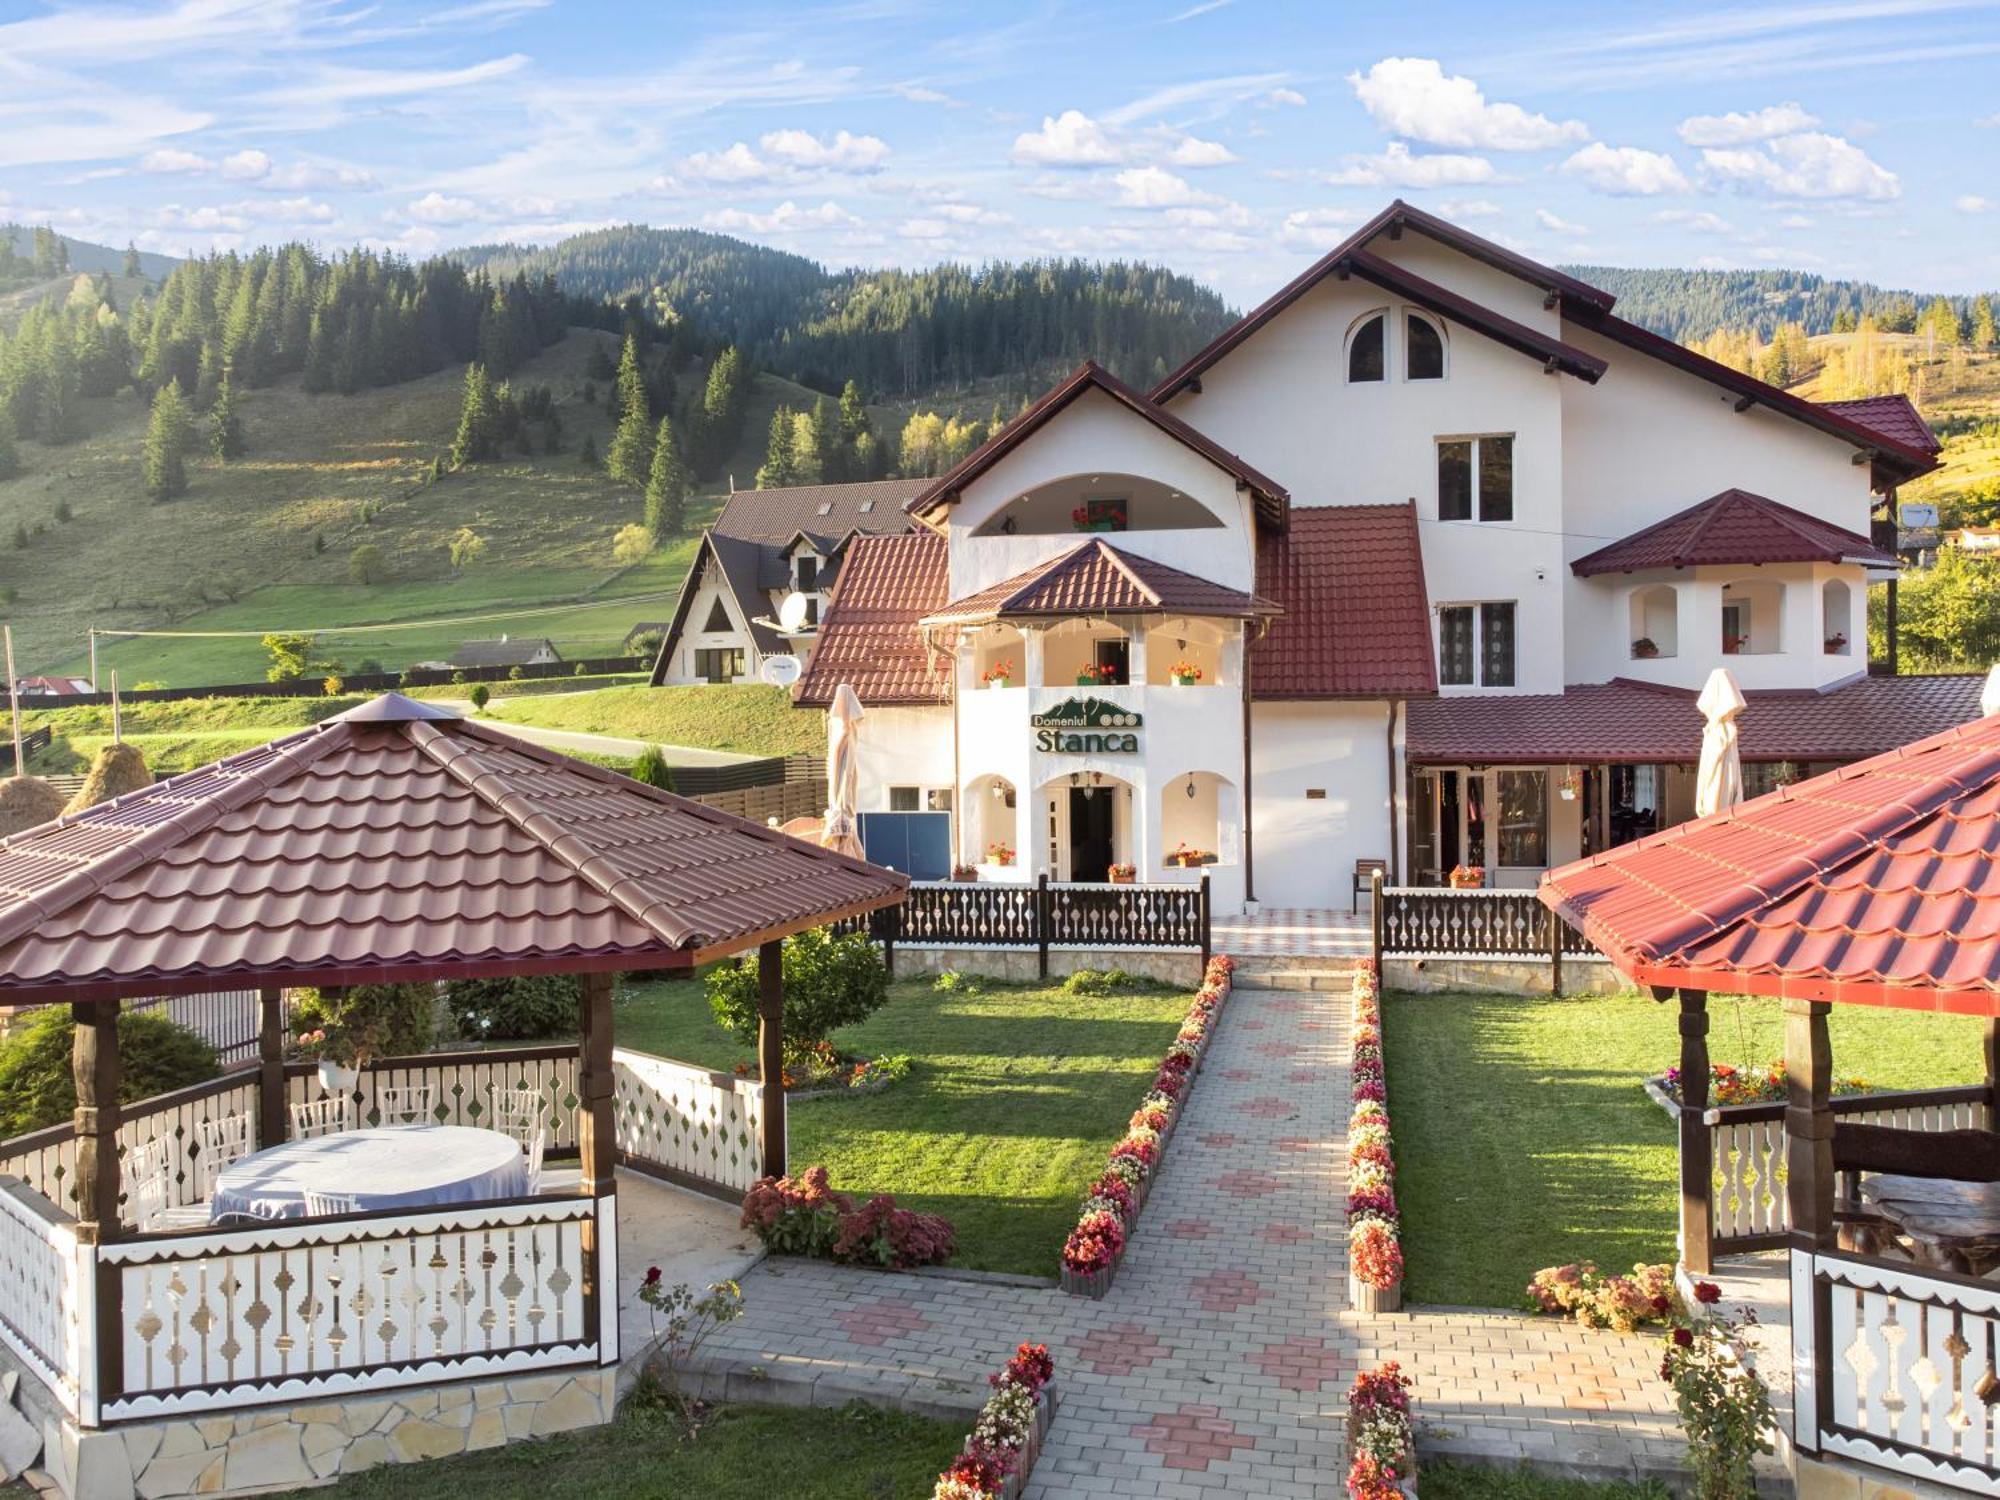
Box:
(733, 201, 1964, 908)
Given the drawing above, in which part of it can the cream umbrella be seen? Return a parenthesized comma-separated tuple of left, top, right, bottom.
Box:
(1980, 663, 2000, 719)
(1694, 666, 1747, 818)
(820, 683, 866, 859)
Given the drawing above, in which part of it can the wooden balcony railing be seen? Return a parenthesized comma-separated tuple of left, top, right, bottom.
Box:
(1371, 883, 1597, 995)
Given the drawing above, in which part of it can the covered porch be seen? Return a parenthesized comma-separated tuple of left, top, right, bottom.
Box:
(0, 694, 903, 1497)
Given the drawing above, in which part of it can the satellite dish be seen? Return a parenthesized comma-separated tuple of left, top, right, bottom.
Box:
(777, 592, 810, 633)
(761, 654, 803, 688)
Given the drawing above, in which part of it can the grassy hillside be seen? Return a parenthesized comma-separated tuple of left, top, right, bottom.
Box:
(486, 684, 825, 756)
(0, 328, 846, 686)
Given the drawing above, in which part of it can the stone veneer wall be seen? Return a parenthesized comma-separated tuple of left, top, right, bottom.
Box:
(39, 1367, 616, 1500)
(888, 944, 1201, 988)
(1384, 956, 1634, 998)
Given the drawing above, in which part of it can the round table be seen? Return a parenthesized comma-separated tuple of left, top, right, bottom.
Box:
(209, 1126, 527, 1222)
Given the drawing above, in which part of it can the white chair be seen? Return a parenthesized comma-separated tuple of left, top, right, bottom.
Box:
(491, 1087, 542, 1147)
(372, 1086, 434, 1128)
(126, 1136, 207, 1231)
(524, 1128, 546, 1195)
(303, 1190, 359, 1217)
(194, 1112, 252, 1198)
(290, 1095, 353, 1141)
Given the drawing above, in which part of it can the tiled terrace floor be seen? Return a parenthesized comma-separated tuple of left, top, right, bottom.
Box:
(1212, 907, 1373, 961)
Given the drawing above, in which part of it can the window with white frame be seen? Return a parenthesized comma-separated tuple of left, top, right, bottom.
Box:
(1438, 601, 1516, 687)
(1437, 435, 1514, 523)
(1405, 312, 1446, 380)
(1346, 310, 1386, 383)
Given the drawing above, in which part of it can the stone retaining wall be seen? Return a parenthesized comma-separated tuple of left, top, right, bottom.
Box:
(888, 945, 1201, 989)
(1385, 956, 1633, 998)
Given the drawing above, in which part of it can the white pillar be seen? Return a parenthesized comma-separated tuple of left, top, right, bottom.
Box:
(1024, 626, 1046, 689)
(1128, 621, 1148, 686)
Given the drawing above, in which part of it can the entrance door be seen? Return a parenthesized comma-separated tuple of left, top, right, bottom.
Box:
(1067, 787, 1114, 882)
(1413, 768, 1489, 883)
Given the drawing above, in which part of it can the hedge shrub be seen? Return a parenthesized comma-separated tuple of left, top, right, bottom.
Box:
(442, 974, 580, 1042)
(0, 1007, 220, 1137)
(291, 983, 435, 1062)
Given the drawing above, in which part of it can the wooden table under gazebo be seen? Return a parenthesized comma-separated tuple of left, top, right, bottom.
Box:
(0, 695, 903, 1470)
(1541, 707, 2000, 1495)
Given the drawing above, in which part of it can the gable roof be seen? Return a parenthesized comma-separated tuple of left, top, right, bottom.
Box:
(714, 478, 925, 547)
(1539, 707, 2000, 1010)
(907, 361, 1290, 531)
(1571, 488, 1900, 577)
(794, 533, 951, 708)
(0, 694, 905, 1002)
(449, 638, 559, 668)
(1817, 394, 1941, 456)
(920, 538, 1280, 628)
(1251, 502, 1437, 699)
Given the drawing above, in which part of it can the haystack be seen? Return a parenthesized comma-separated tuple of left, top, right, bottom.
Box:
(63, 742, 153, 816)
(0, 776, 66, 838)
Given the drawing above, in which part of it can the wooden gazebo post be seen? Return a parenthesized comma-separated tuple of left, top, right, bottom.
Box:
(257, 986, 287, 1149)
(758, 940, 786, 1178)
(1671, 987, 1713, 1274)
(1784, 997, 1837, 1250)
(577, 971, 616, 1196)
(70, 998, 121, 1242)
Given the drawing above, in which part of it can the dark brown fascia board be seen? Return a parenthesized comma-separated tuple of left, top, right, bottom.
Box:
(1341, 249, 1607, 383)
(647, 532, 726, 686)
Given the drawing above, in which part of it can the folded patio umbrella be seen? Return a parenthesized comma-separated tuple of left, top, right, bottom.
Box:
(821, 683, 866, 860)
(1694, 666, 1746, 818)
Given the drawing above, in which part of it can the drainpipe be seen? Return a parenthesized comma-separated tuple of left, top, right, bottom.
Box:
(1241, 629, 1255, 906)
(1386, 700, 1402, 885)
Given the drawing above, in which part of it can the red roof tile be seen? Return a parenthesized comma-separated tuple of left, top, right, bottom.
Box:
(1252, 503, 1437, 699)
(1571, 488, 1900, 576)
(1816, 395, 1941, 456)
(921, 539, 1280, 627)
(1409, 673, 1986, 765)
(0, 695, 905, 1002)
(1540, 709, 2000, 1010)
(794, 533, 952, 708)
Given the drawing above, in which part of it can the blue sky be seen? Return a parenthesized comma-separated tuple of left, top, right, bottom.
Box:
(3, 0, 1998, 304)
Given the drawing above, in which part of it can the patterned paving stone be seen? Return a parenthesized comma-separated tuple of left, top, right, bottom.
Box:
(1237, 1096, 1295, 1119)
(1163, 1216, 1220, 1239)
(1253, 1336, 1351, 1392)
(1130, 1404, 1260, 1472)
(1189, 1268, 1269, 1312)
(1259, 1221, 1313, 1244)
(1075, 1321, 1171, 1376)
(832, 1296, 933, 1347)
(1209, 1168, 1285, 1200)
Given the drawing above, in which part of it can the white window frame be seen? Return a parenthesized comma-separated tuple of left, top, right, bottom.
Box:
(1344, 307, 1389, 385)
(1436, 600, 1517, 688)
(1403, 309, 1448, 382)
(1435, 433, 1514, 525)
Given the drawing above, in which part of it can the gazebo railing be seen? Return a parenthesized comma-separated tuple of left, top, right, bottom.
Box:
(611, 1049, 768, 1198)
(0, 1179, 84, 1414)
(282, 1045, 583, 1151)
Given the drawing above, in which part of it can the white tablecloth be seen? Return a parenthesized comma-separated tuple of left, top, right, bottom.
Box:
(210, 1125, 527, 1222)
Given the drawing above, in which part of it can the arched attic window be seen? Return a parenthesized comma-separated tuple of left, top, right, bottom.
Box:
(1346, 310, 1386, 383)
(1406, 311, 1446, 381)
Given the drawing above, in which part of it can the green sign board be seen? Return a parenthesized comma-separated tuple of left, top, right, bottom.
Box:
(1030, 696, 1141, 753)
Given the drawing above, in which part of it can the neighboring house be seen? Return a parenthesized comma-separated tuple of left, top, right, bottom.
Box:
(448, 636, 562, 670)
(794, 199, 1956, 905)
(13, 676, 91, 699)
(649, 478, 922, 686)
(1948, 525, 2000, 553)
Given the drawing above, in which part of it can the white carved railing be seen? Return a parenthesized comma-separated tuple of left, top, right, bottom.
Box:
(1801, 1248, 2000, 1492)
(611, 1048, 767, 1195)
(101, 1196, 602, 1419)
(0, 1179, 84, 1415)
(285, 1047, 581, 1149)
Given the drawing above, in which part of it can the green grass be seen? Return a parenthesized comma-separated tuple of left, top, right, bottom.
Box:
(1421, 1462, 1672, 1500)
(288, 1399, 962, 1500)
(489, 684, 827, 756)
(1382, 990, 1984, 1308)
(615, 972, 1187, 1274)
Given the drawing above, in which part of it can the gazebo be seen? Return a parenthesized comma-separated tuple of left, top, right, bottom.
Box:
(0, 695, 903, 1491)
(1542, 708, 2000, 1495)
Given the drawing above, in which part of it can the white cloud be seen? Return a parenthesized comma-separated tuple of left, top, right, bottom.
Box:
(1011, 109, 1122, 167)
(703, 200, 859, 235)
(1018, 174, 1111, 202)
(139, 147, 212, 175)
(220, 149, 270, 181)
(892, 82, 955, 105)
(1653, 208, 1733, 234)
(262, 54, 529, 108)
(1280, 207, 1362, 251)
(1980, 112, 2000, 129)
(154, 203, 248, 232)
(1346, 58, 1588, 151)
(1165, 134, 1237, 167)
(1778, 214, 1814, 230)
(1322, 141, 1495, 188)
(1959, 195, 1996, 214)
(899, 217, 952, 240)
(1676, 102, 1818, 147)
(407, 191, 482, 224)
(1700, 132, 1899, 201)
(1266, 87, 1306, 107)
(1560, 142, 1690, 196)
(683, 142, 771, 182)
(759, 128, 890, 172)
(932, 202, 1009, 225)
(1535, 208, 1588, 235)
(1436, 197, 1501, 218)
(1113, 166, 1214, 208)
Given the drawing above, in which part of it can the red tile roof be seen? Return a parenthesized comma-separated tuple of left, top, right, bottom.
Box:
(1816, 395, 1941, 456)
(1571, 488, 1900, 576)
(1408, 673, 1986, 765)
(908, 362, 1290, 531)
(1539, 710, 2000, 1011)
(794, 533, 952, 708)
(0, 695, 905, 1002)
(921, 539, 1280, 627)
(1252, 503, 1437, 699)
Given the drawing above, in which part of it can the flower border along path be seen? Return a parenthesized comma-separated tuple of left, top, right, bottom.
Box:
(1346, 961, 1404, 1312)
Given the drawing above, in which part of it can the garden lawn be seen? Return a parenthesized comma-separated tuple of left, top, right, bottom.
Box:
(615, 973, 1187, 1275)
(1382, 990, 1985, 1309)
(486, 684, 825, 756)
(1421, 1462, 1671, 1500)
(280, 1400, 963, 1500)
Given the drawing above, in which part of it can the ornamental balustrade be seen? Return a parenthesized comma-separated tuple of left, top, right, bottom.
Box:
(0, 1179, 85, 1412)
(283, 1046, 583, 1149)
(610, 1049, 767, 1198)
(1370, 883, 1597, 995)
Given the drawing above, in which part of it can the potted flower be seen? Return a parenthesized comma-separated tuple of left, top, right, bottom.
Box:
(1074, 661, 1119, 687)
(1167, 660, 1203, 686)
(986, 842, 1015, 868)
(1824, 631, 1847, 654)
(1171, 842, 1206, 868)
(1631, 637, 1659, 659)
(1723, 633, 1747, 655)
(290, 984, 433, 1096)
(981, 660, 1014, 689)
(1447, 863, 1484, 889)
(1070, 502, 1127, 534)
(1107, 861, 1137, 885)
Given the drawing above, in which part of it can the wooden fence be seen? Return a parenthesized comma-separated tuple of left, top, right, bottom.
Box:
(840, 874, 1210, 979)
(1371, 882, 1597, 995)
(610, 1049, 768, 1200)
(0, 726, 52, 773)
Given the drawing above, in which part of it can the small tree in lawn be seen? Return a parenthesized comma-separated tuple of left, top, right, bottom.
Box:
(448, 526, 487, 572)
(209, 376, 245, 459)
(606, 335, 653, 488)
(612, 523, 653, 566)
(143, 378, 192, 501)
(707, 927, 888, 1066)
(263, 632, 315, 682)
(347, 543, 385, 585)
(643, 412, 690, 538)
(630, 743, 675, 791)
(468, 683, 490, 712)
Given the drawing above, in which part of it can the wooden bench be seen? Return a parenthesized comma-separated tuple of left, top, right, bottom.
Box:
(1353, 858, 1388, 911)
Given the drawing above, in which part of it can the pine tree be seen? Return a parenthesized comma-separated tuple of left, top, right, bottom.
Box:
(612, 334, 646, 424)
(606, 337, 654, 488)
(578, 433, 599, 470)
(755, 405, 799, 488)
(1972, 295, 1997, 353)
(0, 412, 18, 481)
(123, 242, 142, 279)
(835, 379, 872, 481)
(448, 362, 502, 467)
(143, 379, 192, 501)
(210, 377, 244, 459)
(694, 346, 747, 478)
(643, 413, 691, 538)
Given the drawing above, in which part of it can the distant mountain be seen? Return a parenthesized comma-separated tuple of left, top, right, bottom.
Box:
(1, 224, 177, 280)
(1563, 265, 1997, 342)
(450, 226, 1236, 401)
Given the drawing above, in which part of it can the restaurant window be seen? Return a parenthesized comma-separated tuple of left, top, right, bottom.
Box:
(1438, 602, 1515, 687)
(1495, 770, 1548, 868)
(1437, 435, 1514, 522)
(1406, 312, 1445, 380)
(693, 647, 744, 683)
(703, 598, 733, 633)
(1347, 311, 1386, 383)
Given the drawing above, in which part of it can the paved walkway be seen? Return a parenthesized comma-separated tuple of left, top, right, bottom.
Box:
(649, 960, 1698, 1494)
(1213, 907, 1372, 961)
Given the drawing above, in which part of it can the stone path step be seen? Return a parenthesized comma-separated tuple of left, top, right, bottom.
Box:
(1233, 965, 1367, 990)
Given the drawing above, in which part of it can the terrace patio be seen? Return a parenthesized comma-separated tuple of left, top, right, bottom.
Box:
(0, 693, 903, 1499)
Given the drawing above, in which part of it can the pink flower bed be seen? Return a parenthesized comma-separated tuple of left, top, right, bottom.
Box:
(1058, 955, 1235, 1294)
(1347, 961, 1404, 1296)
(1346, 1362, 1416, 1499)
(932, 1342, 1058, 1499)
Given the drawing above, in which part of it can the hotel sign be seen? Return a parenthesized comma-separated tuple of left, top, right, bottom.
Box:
(1031, 696, 1141, 753)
